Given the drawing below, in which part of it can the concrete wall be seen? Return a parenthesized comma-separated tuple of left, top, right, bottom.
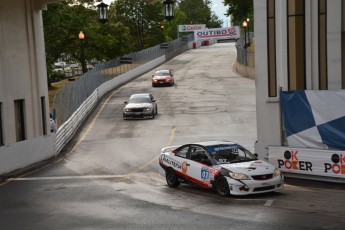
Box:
(0, 0, 56, 175)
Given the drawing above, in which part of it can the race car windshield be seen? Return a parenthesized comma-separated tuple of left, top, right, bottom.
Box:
(129, 96, 151, 103)
(156, 71, 169, 76)
(207, 145, 257, 164)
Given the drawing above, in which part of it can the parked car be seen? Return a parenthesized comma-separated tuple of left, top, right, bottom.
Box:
(123, 93, 158, 120)
(69, 63, 79, 68)
(152, 69, 174, 87)
(159, 140, 284, 197)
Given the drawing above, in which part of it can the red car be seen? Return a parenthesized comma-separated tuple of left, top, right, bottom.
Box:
(152, 70, 174, 87)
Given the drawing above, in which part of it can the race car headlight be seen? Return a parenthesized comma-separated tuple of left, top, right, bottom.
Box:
(145, 107, 153, 111)
(229, 172, 250, 180)
(124, 108, 131, 112)
(273, 168, 281, 177)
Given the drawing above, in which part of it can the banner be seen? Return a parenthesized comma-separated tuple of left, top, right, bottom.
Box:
(280, 90, 345, 150)
(194, 27, 240, 41)
(268, 146, 345, 179)
(178, 24, 206, 32)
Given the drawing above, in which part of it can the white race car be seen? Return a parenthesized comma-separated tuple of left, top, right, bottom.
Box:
(159, 141, 284, 196)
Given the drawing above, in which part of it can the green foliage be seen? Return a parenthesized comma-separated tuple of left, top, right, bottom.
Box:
(177, 0, 222, 28)
(42, 0, 223, 81)
(49, 70, 66, 83)
(223, 0, 253, 27)
(112, 0, 165, 50)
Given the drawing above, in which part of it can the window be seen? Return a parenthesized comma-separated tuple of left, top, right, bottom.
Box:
(287, 0, 306, 90)
(189, 146, 208, 162)
(0, 103, 3, 146)
(319, 0, 328, 90)
(41, 97, 47, 135)
(14, 99, 26, 142)
(267, 0, 277, 97)
(175, 146, 189, 158)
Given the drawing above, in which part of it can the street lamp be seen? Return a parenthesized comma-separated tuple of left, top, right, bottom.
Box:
(242, 20, 248, 48)
(78, 31, 87, 74)
(97, 1, 109, 24)
(163, 0, 174, 21)
(246, 18, 250, 47)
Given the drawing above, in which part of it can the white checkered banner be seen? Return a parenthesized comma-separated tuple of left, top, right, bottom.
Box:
(280, 90, 345, 150)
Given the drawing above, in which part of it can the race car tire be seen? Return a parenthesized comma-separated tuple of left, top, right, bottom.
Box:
(166, 168, 180, 187)
(215, 176, 230, 197)
(151, 111, 155, 119)
(155, 105, 158, 114)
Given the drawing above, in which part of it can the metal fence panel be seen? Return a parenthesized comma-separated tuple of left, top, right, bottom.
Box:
(53, 34, 194, 126)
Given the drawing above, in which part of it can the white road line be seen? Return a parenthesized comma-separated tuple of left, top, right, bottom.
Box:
(12, 175, 126, 181)
(264, 200, 274, 206)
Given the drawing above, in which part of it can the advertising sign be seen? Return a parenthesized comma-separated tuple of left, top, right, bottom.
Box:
(178, 24, 206, 32)
(194, 26, 240, 41)
(268, 146, 345, 179)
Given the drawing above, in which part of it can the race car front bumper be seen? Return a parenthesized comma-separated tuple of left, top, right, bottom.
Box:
(226, 175, 284, 195)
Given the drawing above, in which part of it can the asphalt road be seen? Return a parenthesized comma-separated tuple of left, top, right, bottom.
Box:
(1, 43, 345, 230)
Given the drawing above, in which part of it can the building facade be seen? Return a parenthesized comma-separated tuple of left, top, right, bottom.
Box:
(254, 0, 345, 180)
(0, 0, 61, 175)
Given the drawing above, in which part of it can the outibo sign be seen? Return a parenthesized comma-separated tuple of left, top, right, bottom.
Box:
(178, 24, 206, 32)
(194, 27, 240, 41)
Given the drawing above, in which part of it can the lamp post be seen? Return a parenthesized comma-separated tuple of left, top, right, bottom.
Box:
(78, 31, 87, 74)
(97, 1, 109, 24)
(163, 0, 174, 21)
(246, 17, 250, 47)
(242, 20, 248, 48)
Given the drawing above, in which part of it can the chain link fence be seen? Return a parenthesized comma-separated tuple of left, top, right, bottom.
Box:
(53, 34, 194, 126)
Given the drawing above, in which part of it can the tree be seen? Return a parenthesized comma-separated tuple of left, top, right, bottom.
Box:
(223, 0, 253, 27)
(176, 0, 221, 28)
(112, 0, 165, 51)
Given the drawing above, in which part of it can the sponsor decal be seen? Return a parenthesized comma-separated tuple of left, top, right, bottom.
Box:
(277, 150, 313, 171)
(196, 28, 237, 38)
(207, 144, 241, 153)
(324, 154, 345, 174)
(194, 27, 240, 41)
(178, 24, 206, 32)
(182, 161, 188, 173)
(161, 155, 181, 170)
(201, 167, 210, 180)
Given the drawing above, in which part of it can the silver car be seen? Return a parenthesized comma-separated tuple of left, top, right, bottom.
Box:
(123, 93, 158, 119)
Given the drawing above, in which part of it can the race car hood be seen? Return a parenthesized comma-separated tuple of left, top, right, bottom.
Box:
(219, 160, 275, 175)
(125, 103, 152, 109)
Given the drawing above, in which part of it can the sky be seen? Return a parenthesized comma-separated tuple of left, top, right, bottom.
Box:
(101, 0, 230, 27)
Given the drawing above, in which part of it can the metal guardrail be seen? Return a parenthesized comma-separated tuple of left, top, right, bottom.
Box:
(236, 38, 255, 67)
(53, 34, 194, 127)
(54, 34, 194, 155)
(55, 90, 99, 154)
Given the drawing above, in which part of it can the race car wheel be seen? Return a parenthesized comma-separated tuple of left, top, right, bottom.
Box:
(155, 105, 158, 114)
(151, 111, 155, 119)
(166, 168, 180, 187)
(215, 176, 230, 197)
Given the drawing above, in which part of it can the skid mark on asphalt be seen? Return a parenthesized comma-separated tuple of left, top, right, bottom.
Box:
(6, 127, 177, 183)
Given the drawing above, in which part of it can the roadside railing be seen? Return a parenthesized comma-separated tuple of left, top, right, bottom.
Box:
(53, 34, 194, 127)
